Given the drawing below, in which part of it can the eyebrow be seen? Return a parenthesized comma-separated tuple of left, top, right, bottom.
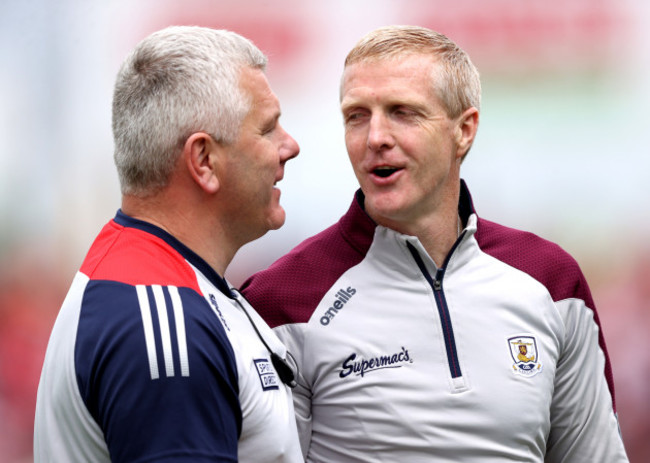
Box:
(261, 110, 281, 132)
(341, 97, 428, 114)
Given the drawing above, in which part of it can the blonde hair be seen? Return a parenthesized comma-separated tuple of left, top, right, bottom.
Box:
(344, 25, 481, 119)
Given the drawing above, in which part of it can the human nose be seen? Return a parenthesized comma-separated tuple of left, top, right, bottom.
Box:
(367, 113, 394, 152)
(279, 125, 300, 162)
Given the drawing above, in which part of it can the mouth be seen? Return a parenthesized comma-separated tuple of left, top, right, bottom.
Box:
(372, 166, 400, 178)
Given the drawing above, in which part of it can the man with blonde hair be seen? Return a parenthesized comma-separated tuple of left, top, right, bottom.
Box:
(35, 26, 302, 462)
(242, 25, 628, 462)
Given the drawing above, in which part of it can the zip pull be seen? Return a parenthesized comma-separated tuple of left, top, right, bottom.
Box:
(433, 268, 444, 291)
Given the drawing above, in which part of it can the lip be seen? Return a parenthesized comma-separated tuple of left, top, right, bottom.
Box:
(368, 165, 404, 185)
(273, 170, 285, 186)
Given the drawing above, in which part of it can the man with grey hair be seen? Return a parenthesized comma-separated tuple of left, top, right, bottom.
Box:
(34, 26, 302, 462)
(242, 25, 629, 461)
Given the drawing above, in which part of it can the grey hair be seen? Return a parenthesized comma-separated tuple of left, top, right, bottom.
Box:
(112, 25, 267, 196)
(343, 25, 481, 119)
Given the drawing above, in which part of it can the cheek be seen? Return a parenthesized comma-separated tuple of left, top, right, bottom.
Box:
(246, 142, 275, 174)
(345, 132, 365, 164)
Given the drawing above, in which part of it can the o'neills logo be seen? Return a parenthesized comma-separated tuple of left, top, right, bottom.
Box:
(339, 347, 412, 378)
(319, 287, 357, 325)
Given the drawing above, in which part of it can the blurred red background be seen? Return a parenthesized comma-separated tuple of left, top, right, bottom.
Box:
(1, 1, 648, 461)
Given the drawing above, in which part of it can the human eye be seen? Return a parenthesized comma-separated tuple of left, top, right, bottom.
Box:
(392, 105, 417, 118)
(343, 108, 368, 126)
(261, 116, 280, 136)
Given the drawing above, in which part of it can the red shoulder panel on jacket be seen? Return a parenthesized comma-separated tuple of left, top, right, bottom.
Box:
(80, 220, 202, 293)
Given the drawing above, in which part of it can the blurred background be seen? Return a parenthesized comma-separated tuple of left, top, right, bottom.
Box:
(1, 0, 649, 461)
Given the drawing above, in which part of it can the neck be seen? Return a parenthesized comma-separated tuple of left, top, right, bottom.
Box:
(121, 192, 235, 276)
(367, 185, 462, 267)
(400, 210, 461, 268)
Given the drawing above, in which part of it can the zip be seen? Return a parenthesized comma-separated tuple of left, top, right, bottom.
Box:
(406, 239, 463, 379)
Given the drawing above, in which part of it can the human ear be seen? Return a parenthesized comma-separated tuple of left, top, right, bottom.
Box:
(184, 132, 220, 194)
(455, 107, 479, 159)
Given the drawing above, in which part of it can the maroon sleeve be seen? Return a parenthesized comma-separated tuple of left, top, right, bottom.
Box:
(475, 217, 617, 411)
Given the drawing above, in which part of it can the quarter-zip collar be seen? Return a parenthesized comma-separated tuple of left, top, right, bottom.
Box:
(113, 209, 235, 298)
(354, 179, 480, 276)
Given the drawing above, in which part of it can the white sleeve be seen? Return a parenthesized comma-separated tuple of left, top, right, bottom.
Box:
(274, 323, 312, 460)
(546, 298, 628, 462)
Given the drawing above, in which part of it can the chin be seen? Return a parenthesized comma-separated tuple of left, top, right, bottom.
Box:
(365, 195, 406, 220)
(266, 208, 287, 231)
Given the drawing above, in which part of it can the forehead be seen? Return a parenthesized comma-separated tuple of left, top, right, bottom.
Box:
(340, 54, 440, 106)
(240, 66, 280, 117)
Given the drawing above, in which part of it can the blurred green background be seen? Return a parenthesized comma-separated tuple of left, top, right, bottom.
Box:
(1, 1, 648, 461)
